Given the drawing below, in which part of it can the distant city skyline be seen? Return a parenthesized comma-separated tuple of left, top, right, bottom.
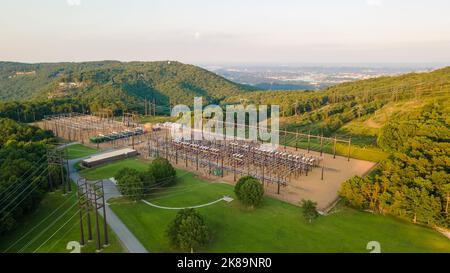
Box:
(1, 0, 450, 64)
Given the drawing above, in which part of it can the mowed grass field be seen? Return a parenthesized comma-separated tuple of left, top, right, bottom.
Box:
(0, 186, 124, 253)
(64, 144, 99, 159)
(278, 134, 389, 162)
(93, 159, 450, 253)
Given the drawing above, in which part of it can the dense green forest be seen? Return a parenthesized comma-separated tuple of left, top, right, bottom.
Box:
(0, 99, 85, 123)
(340, 100, 450, 227)
(0, 61, 254, 112)
(0, 119, 56, 234)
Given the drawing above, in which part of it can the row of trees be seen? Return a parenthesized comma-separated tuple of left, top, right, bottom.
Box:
(340, 101, 450, 227)
(0, 99, 86, 123)
(0, 118, 55, 235)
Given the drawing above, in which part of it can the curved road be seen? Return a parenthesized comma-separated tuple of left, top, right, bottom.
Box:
(67, 146, 148, 253)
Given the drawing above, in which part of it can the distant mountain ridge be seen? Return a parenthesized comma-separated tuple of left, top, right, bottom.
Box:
(0, 61, 256, 110)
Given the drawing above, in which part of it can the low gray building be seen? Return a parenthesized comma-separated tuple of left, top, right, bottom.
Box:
(81, 148, 138, 168)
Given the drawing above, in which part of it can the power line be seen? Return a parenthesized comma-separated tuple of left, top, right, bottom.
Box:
(0, 156, 47, 196)
(2, 193, 77, 253)
(17, 202, 78, 253)
(0, 157, 48, 205)
(32, 209, 80, 253)
(0, 166, 49, 217)
(48, 211, 87, 252)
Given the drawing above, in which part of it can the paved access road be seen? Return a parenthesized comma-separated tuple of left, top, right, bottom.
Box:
(66, 145, 149, 253)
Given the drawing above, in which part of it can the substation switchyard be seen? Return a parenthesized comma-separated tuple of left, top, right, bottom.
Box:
(38, 112, 371, 209)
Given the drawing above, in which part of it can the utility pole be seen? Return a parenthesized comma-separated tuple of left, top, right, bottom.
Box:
(333, 135, 337, 159)
(307, 130, 311, 153)
(84, 180, 109, 251)
(76, 178, 87, 246)
(347, 137, 352, 162)
(47, 148, 68, 193)
(320, 133, 323, 156)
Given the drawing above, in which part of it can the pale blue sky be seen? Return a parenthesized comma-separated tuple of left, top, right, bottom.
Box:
(1, 0, 450, 64)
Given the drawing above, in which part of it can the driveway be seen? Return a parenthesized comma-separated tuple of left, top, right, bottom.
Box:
(67, 150, 149, 253)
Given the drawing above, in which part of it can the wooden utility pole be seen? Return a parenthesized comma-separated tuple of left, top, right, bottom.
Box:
(185, 145, 188, 167)
(100, 181, 109, 246)
(347, 137, 351, 162)
(221, 155, 224, 178)
(284, 129, 287, 151)
(321, 158, 324, 181)
(233, 158, 236, 182)
(47, 148, 68, 193)
(333, 135, 337, 159)
(307, 130, 311, 153)
(76, 178, 86, 246)
(320, 133, 323, 156)
(277, 173, 280, 195)
(196, 149, 199, 171)
(86, 180, 109, 251)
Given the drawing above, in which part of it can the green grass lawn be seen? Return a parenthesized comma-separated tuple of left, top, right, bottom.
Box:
(79, 158, 150, 180)
(64, 144, 99, 159)
(0, 186, 124, 253)
(278, 132, 389, 162)
(109, 169, 450, 253)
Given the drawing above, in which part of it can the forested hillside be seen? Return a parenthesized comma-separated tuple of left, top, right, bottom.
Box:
(340, 100, 450, 227)
(225, 67, 450, 136)
(0, 61, 254, 111)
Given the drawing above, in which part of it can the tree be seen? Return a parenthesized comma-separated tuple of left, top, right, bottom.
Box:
(148, 157, 176, 187)
(339, 176, 368, 208)
(405, 187, 441, 225)
(139, 169, 156, 193)
(0, 118, 53, 235)
(115, 168, 145, 201)
(300, 199, 319, 223)
(167, 209, 211, 252)
(234, 176, 264, 208)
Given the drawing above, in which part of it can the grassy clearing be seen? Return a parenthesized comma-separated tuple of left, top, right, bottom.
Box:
(0, 186, 124, 253)
(64, 144, 98, 159)
(109, 169, 450, 253)
(277, 132, 389, 162)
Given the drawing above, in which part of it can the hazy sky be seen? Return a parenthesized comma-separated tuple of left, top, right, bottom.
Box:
(1, 0, 450, 64)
